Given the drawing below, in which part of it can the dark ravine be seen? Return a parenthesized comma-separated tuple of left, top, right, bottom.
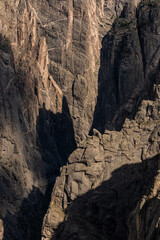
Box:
(92, 0, 160, 133)
(0, 0, 160, 240)
(0, 34, 76, 240)
(42, 83, 160, 240)
(42, 1, 160, 240)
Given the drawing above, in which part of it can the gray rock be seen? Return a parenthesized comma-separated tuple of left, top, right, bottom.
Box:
(0, 0, 159, 239)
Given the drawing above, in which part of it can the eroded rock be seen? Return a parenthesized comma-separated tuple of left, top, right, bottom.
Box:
(42, 84, 160, 239)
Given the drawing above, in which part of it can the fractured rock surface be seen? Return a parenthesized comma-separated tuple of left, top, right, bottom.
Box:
(0, 0, 160, 239)
(92, 0, 160, 132)
(0, 0, 141, 144)
(42, 1, 160, 238)
(42, 84, 160, 240)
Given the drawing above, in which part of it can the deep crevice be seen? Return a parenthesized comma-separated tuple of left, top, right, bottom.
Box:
(0, 34, 77, 240)
(90, 1, 160, 134)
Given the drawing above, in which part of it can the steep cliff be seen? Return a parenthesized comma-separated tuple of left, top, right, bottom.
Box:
(0, 0, 76, 239)
(0, 22, 75, 240)
(0, 0, 139, 239)
(0, 0, 160, 239)
(92, 0, 160, 132)
(42, 84, 160, 239)
(42, 1, 160, 240)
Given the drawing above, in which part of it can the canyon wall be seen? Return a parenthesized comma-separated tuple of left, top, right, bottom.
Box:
(42, 1, 160, 240)
(0, 0, 160, 239)
(42, 84, 160, 240)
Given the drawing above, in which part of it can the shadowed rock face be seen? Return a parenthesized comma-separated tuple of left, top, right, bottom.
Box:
(41, 1, 160, 240)
(0, 6, 76, 240)
(92, 0, 160, 132)
(0, 0, 141, 144)
(0, 0, 160, 239)
(42, 84, 160, 240)
(0, 37, 76, 240)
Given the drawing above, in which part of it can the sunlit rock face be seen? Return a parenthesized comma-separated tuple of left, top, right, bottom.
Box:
(42, 84, 160, 240)
(92, 0, 160, 132)
(0, 0, 159, 239)
(41, 1, 160, 240)
(39, 0, 141, 143)
(0, 0, 141, 144)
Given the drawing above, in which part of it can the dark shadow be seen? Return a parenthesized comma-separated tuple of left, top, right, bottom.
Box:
(1, 2, 160, 239)
(0, 33, 77, 239)
(2, 97, 76, 240)
(90, 2, 160, 134)
(0, 34, 12, 54)
(36, 98, 77, 208)
(36, 98, 77, 165)
(3, 186, 45, 240)
(2, 96, 76, 240)
(52, 154, 160, 240)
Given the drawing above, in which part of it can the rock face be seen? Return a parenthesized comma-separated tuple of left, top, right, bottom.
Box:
(0, 0, 76, 239)
(92, 0, 160, 132)
(0, 0, 160, 239)
(0, 25, 74, 240)
(128, 169, 160, 240)
(0, 0, 141, 144)
(42, 84, 160, 240)
(39, 0, 140, 143)
(41, 1, 160, 240)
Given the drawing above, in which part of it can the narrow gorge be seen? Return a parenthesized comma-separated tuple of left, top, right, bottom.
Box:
(0, 0, 160, 239)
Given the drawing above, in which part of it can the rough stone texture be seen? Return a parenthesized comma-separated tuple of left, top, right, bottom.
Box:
(0, 1, 142, 238)
(0, 0, 160, 239)
(0, 0, 141, 144)
(40, 0, 140, 143)
(92, 0, 160, 132)
(42, 83, 160, 239)
(0, 1, 75, 239)
(128, 170, 160, 240)
(0, 32, 71, 240)
(42, 1, 160, 239)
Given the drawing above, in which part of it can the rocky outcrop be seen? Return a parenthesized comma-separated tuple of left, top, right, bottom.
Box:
(0, 0, 142, 238)
(0, 0, 141, 144)
(40, 0, 141, 143)
(0, 1, 76, 239)
(128, 169, 160, 240)
(92, 0, 160, 132)
(0, 0, 160, 239)
(42, 1, 160, 239)
(42, 83, 160, 239)
(0, 31, 73, 240)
